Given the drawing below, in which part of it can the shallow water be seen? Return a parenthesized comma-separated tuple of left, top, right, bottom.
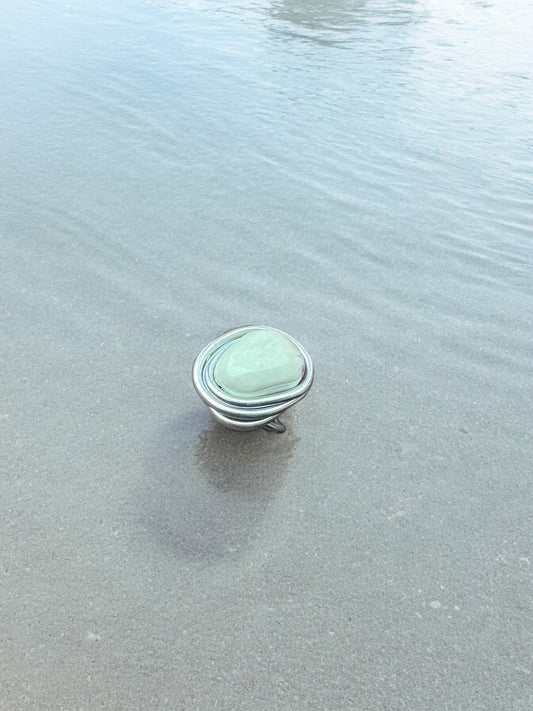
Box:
(1, 1, 532, 709)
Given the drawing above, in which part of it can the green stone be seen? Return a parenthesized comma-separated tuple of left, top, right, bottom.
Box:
(213, 329, 305, 399)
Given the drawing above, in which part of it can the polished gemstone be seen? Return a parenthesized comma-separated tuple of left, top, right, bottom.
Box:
(213, 329, 305, 399)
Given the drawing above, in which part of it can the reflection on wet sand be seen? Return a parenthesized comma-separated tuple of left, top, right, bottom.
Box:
(143, 409, 299, 562)
(269, 0, 367, 31)
(267, 0, 420, 40)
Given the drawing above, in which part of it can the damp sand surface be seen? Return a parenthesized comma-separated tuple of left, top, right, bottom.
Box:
(1, 1, 532, 709)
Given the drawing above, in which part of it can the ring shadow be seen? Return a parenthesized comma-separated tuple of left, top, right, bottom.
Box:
(141, 408, 300, 563)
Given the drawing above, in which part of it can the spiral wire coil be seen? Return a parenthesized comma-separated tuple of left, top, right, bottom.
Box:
(192, 326, 313, 432)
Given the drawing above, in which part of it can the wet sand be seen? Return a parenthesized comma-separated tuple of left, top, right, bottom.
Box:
(1, 1, 532, 709)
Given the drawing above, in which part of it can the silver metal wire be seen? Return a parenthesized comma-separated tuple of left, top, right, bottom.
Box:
(192, 326, 313, 432)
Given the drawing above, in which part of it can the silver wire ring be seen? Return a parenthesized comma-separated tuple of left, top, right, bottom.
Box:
(192, 326, 313, 432)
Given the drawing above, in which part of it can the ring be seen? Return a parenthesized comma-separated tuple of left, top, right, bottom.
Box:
(192, 325, 313, 433)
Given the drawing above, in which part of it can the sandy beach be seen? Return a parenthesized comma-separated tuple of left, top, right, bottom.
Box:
(1, 1, 532, 709)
